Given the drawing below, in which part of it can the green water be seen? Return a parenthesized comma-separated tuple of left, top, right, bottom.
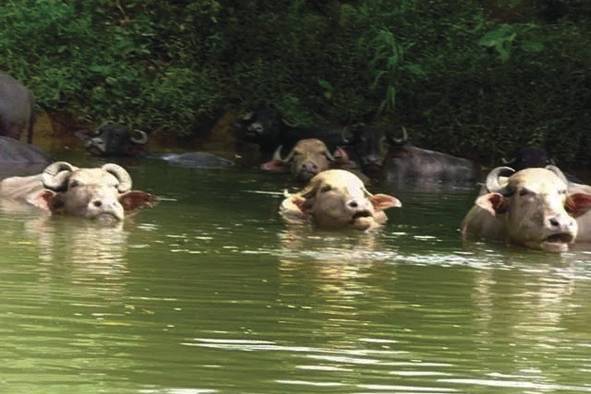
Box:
(1, 158, 591, 394)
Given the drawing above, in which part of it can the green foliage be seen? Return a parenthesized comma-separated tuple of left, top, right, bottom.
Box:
(0, 0, 589, 166)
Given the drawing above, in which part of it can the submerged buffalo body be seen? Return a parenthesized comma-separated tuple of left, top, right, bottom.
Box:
(0, 136, 50, 165)
(157, 152, 234, 169)
(381, 129, 480, 185)
(0, 72, 34, 142)
(0, 162, 156, 221)
(462, 166, 591, 252)
(79, 123, 148, 157)
(261, 138, 352, 182)
(280, 169, 401, 231)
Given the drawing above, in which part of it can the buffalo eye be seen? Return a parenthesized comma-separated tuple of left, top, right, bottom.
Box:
(519, 188, 533, 197)
(69, 180, 80, 188)
(320, 185, 332, 193)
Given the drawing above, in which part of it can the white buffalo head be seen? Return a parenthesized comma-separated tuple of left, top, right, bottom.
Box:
(475, 165, 591, 252)
(280, 169, 401, 230)
(32, 161, 156, 221)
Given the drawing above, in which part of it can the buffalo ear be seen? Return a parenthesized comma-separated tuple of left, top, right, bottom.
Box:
(27, 190, 59, 212)
(291, 194, 315, 214)
(566, 193, 591, 217)
(476, 192, 508, 216)
(119, 191, 158, 212)
(260, 160, 288, 172)
(370, 193, 401, 211)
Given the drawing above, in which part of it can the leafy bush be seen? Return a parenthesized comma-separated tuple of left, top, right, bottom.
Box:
(0, 0, 589, 166)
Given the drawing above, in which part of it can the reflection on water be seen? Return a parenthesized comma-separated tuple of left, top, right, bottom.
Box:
(1, 160, 591, 393)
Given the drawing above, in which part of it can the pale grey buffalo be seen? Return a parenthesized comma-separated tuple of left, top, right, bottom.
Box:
(0, 161, 156, 221)
(280, 169, 401, 231)
(462, 166, 591, 252)
(0, 72, 34, 142)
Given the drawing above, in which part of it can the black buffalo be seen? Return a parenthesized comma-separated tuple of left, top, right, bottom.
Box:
(502, 147, 552, 171)
(380, 128, 481, 185)
(0, 136, 51, 177)
(77, 123, 148, 157)
(0, 72, 35, 143)
(234, 108, 386, 177)
(234, 108, 346, 156)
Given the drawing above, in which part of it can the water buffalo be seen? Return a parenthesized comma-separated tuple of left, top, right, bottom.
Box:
(500, 146, 581, 183)
(502, 147, 552, 171)
(381, 128, 481, 185)
(280, 169, 401, 231)
(0, 136, 50, 165)
(234, 108, 347, 157)
(0, 161, 156, 222)
(0, 72, 34, 142)
(157, 152, 234, 169)
(261, 138, 351, 182)
(78, 123, 148, 157)
(462, 166, 591, 252)
(343, 124, 388, 177)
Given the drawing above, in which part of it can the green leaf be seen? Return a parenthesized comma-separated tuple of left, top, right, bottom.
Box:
(521, 40, 544, 53)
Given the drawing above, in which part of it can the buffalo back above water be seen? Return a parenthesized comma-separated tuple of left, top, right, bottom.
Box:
(0, 72, 34, 142)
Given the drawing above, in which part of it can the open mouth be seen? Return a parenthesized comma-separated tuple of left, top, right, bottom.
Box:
(540, 233, 574, 252)
(94, 212, 122, 224)
(544, 233, 574, 244)
(352, 210, 372, 220)
(297, 170, 318, 182)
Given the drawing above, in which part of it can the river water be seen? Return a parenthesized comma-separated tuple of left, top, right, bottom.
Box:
(1, 156, 591, 393)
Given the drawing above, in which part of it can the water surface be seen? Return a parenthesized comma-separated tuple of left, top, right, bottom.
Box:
(1, 158, 591, 393)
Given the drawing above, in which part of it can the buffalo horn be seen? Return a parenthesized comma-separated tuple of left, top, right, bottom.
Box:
(272, 145, 285, 162)
(362, 186, 374, 197)
(545, 165, 568, 185)
(325, 149, 336, 161)
(42, 161, 76, 191)
(485, 166, 515, 194)
(102, 163, 132, 192)
(281, 117, 298, 128)
(130, 129, 149, 144)
(391, 126, 409, 145)
(341, 125, 355, 144)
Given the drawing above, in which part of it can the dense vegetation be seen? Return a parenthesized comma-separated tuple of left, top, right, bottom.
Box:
(0, 0, 589, 166)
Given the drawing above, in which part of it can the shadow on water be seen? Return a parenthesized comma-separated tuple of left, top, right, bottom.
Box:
(1, 160, 591, 393)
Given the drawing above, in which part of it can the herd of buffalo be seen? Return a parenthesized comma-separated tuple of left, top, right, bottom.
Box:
(0, 71, 590, 253)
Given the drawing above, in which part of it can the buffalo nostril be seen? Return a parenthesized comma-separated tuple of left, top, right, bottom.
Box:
(549, 218, 560, 227)
(93, 200, 102, 208)
(348, 201, 358, 209)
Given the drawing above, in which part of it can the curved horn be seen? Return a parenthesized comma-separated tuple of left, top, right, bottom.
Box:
(486, 166, 515, 194)
(325, 148, 336, 161)
(341, 126, 352, 144)
(272, 145, 285, 162)
(42, 161, 76, 191)
(281, 117, 298, 128)
(362, 186, 374, 197)
(102, 163, 132, 192)
(391, 126, 409, 145)
(130, 129, 148, 144)
(545, 165, 568, 185)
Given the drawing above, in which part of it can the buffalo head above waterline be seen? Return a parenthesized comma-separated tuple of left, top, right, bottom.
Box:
(0, 161, 157, 222)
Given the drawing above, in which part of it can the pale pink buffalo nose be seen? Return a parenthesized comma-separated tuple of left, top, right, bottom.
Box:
(301, 162, 319, 173)
(546, 214, 575, 230)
